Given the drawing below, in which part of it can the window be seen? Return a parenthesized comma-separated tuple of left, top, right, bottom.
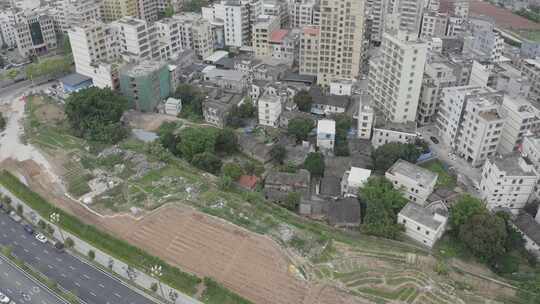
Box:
(417, 226, 421, 231)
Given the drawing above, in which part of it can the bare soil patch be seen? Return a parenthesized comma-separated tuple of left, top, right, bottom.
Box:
(123, 110, 180, 131)
(470, 0, 540, 30)
(33, 103, 65, 125)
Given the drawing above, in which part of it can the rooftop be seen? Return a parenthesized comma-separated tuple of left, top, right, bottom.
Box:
(374, 115, 416, 133)
(59, 73, 92, 87)
(270, 29, 289, 44)
(399, 202, 446, 230)
(514, 213, 540, 245)
(203, 66, 247, 82)
(122, 60, 165, 77)
(319, 176, 341, 197)
(317, 119, 335, 134)
(265, 169, 310, 186)
(489, 153, 536, 176)
(387, 159, 438, 187)
(303, 26, 319, 35)
(309, 86, 350, 108)
(348, 167, 372, 184)
(327, 198, 361, 226)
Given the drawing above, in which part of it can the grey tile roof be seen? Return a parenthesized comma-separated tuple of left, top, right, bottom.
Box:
(514, 213, 540, 245)
(308, 86, 350, 108)
(265, 169, 310, 187)
(59, 73, 92, 86)
(387, 159, 438, 187)
(328, 198, 361, 226)
(319, 176, 341, 197)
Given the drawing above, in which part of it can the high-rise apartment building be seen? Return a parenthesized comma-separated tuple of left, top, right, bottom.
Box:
(109, 16, 157, 60)
(289, 0, 319, 28)
(417, 60, 457, 124)
(223, 1, 251, 47)
(137, 0, 159, 22)
(368, 30, 427, 123)
(316, 0, 365, 86)
(419, 11, 448, 39)
(0, 10, 17, 48)
(298, 26, 319, 76)
(101, 0, 138, 22)
(252, 14, 280, 58)
(56, 0, 102, 32)
(498, 96, 540, 155)
(14, 9, 58, 58)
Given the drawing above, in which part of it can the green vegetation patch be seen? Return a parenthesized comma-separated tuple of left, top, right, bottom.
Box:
(201, 277, 253, 304)
(420, 160, 457, 190)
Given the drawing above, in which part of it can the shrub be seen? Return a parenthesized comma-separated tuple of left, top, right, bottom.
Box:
(150, 282, 158, 293)
(88, 249, 95, 261)
(221, 163, 244, 180)
(64, 237, 74, 248)
(16, 204, 23, 215)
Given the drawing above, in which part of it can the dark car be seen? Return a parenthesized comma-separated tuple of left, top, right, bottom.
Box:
(430, 136, 439, 144)
(23, 224, 34, 234)
(54, 241, 65, 253)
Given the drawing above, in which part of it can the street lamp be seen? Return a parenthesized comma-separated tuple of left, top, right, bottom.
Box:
(49, 212, 64, 243)
(150, 264, 165, 299)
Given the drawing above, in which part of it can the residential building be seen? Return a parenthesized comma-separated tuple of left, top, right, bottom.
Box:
(202, 90, 241, 127)
(223, 0, 251, 47)
(521, 58, 540, 103)
(137, 0, 159, 22)
(327, 198, 361, 229)
(436, 85, 498, 148)
(57, 0, 102, 32)
(289, 0, 319, 28)
(119, 60, 171, 112)
(258, 94, 282, 127)
(110, 16, 157, 60)
(202, 66, 249, 93)
(101, 0, 138, 22)
(341, 167, 372, 197)
(357, 94, 375, 140)
(268, 29, 299, 65)
(513, 213, 540, 259)
(371, 120, 417, 149)
(252, 15, 280, 58)
(309, 87, 350, 115)
(68, 22, 121, 89)
(0, 10, 16, 48)
(398, 202, 448, 247)
(366, 0, 385, 44)
(498, 96, 540, 154)
(14, 9, 58, 58)
(316, 0, 365, 86)
(317, 119, 335, 152)
(419, 11, 448, 39)
(386, 159, 438, 204)
(480, 153, 537, 214)
(417, 60, 457, 124)
(523, 136, 540, 173)
(368, 30, 427, 123)
(164, 97, 182, 116)
(298, 26, 319, 76)
(264, 169, 311, 202)
(455, 93, 505, 167)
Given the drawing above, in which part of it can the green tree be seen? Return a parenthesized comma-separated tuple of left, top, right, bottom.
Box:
(177, 127, 217, 161)
(227, 100, 255, 128)
(88, 249, 95, 261)
(65, 87, 129, 143)
(64, 237, 74, 248)
(222, 163, 244, 180)
(191, 152, 222, 174)
(303, 152, 324, 178)
(371, 143, 422, 172)
(25, 57, 72, 81)
(287, 117, 314, 142)
(183, 0, 209, 12)
(145, 141, 172, 162)
(238, 99, 255, 118)
(0, 113, 6, 131)
(174, 84, 204, 117)
(449, 195, 486, 232)
(359, 177, 407, 239)
(293, 90, 313, 112)
(270, 144, 286, 164)
(333, 114, 352, 156)
(62, 35, 72, 54)
(163, 5, 175, 17)
(219, 175, 233, 190)
(284, 192, 301, 211)
(157, 121, 181, 155)
(458, 212, 507, 262)
(215, 128, 237, 155)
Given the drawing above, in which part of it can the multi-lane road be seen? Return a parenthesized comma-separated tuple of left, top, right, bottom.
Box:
(0, 253, 65, 304)
(0, 210, 158, 304)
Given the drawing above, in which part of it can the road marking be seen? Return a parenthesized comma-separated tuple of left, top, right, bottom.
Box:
(55, 257, 62, 262)
(114, 293, 121, 298)
(98, 283, 105, 288)
(69, 266, 75, 270)
(61, 273, 66, 277)
(90, 291, 97, 297)
(21, 234, 27, 239)
(83, 274, 90, 279)
(43, 249, 49, 254)
(35, 257, 41, 261)
(23, 248, 29, 253)
(74, 282, 80, 287)
(47, 264, 53, 269)
(15, 281, 21, 286)
(32, 242, 37, 246)
(13, 241, 18, 245)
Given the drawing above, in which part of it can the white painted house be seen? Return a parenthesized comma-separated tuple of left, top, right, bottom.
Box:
(258, 94, 282, 127)
(341, 167, 372, 197)
(398, 202, 448, 247)
(386, 159, 438, 205)
(316, 119, 336, 152)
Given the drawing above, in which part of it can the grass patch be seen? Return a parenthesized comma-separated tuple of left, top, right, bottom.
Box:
(201, 277, 253, 304)
(0, 170, 201, 295)
(357, 285, 416, 300)
(420, 160, 456, 190)
(346, 277, 384, 287)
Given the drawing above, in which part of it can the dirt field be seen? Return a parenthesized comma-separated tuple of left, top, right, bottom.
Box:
(2, 159, 367, 304)
(123, 110, 180, 131)
(32, 99, 65, 125)
(469, 0, 540, 30)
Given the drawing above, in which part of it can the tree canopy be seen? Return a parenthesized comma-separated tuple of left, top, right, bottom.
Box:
(359, 177, 407, 239)
(270, 144, 286, 164)
(177, 127, 218, 161)
(222, 163, 244, 180)
(287, 117, 314, 142)
(25, 57, 72, 80)
(174, 84, 204, 118)
(227, 100, 255, 128)
(0, 113, 5, 131)
(449, 195, 486, 232)
(371, 143, 422, 172)
(64, 87, 129, 143)
(215, 128, 238, 155)
(333, 114, 352, 156)
(303, 152, 324, 178)
(458, 212, 508, 263)
(192, 152, 222, 174)
(183, 0, 209, 12)
(293, 90, 313, 112)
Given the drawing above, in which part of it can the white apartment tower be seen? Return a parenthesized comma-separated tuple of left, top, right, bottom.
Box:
(258, 94, 282, 127)
(480, 154, 537, 214)
(299, 26, 319, 76)
(289, 0, 319, 28)
(417, 60, 457, 124)
(0, 10, 17, 48)
(14, 9, 58, 58)
(316, 0, 365, 86)
(252, 14, 280, 58)
(436, 85, 498, 148)
(368, 30, 427, 123)
(357, 93, 375, 140)
(223, 1, 251, 47)
(498, 96, 540, 155)
(56, 0, 102, 32)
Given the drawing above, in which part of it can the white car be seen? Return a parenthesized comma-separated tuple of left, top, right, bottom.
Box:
(0, 291, 10, 303)
(35, 233, 48, 243)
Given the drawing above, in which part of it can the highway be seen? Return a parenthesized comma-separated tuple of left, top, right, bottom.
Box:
(0, 210, 158, 304)
(0, 253, 65, 304)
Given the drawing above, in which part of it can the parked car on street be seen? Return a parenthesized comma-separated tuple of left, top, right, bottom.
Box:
(9, 211, 22, 223)
(430, 136, 439, 144)
(0, 291, 10, 303)
(35, 233, 48, 243)
(23, 224, 34, 234)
